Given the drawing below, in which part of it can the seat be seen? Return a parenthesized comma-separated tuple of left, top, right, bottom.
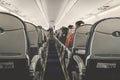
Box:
(25, 22, 39, 60)
(37, 26, 43, 47)
(67, 24, 92, 80)
(37, 26, 48, 62)
(41, 29, 47, 43)
(0, 12, 29, 80)
(72, 24, 92, 62)
(85, 17, 120, 80)
(25, 22, 43, 80)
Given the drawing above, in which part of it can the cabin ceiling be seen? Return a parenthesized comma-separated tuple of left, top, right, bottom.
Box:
(0, 0, 120, 30)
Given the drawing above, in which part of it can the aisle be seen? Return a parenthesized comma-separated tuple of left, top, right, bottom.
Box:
(43, 39, 65, 80)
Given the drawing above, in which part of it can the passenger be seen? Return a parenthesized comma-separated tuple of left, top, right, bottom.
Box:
(75, 20, 85, 31)
(65, 20, 85, 49)
(55, 29, 59, 37)
(67, 25, 74, 34)
(65, 25, 74, 48)
(47, 27, 54, 38)
(57, 26, 68, 44)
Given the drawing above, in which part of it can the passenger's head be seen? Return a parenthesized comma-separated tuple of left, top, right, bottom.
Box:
(68, 25, 74, 29)
(75, 20, 84, 28)
(37, 26, 42, 29)
(61, 26, 68, 33)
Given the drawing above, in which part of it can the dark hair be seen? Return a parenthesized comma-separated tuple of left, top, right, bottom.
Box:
(61, 27, 68, 33)
(37, 26, 42, 29)
(68, 25, 73, 29)
(75, 20, 84, 27)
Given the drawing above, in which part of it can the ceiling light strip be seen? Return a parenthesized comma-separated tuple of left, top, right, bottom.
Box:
(55, 0, 79, 27)
(35, 0, 49, 26)
(55, 0, 69, 26)
(0, 5, 9, 12)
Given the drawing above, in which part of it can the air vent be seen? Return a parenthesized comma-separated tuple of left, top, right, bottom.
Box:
(98, 6, 110, 11)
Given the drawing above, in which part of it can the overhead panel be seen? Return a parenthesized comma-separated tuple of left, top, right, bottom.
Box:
(57, 0, 109, 28)
(41, 0, 65, 26)
(0, 0, 49, 29)
(0, 0, 119, 30)
(57, 0, 120, 29)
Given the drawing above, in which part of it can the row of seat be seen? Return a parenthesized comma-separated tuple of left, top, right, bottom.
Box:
(0, 12, 48, 80)
(71, 17, 120, 80)
(55, 17, 120, 80)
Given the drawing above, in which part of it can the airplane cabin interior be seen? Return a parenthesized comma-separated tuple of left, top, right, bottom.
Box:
(0, 0, 119, 80)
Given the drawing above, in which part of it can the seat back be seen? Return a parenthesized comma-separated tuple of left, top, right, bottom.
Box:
(37, 26, 43, 47)
(41, 29, 47, 43)
(85, 17, 120, 80)
(0, 12, 27, 59)
(73, 24, 92, 51)
(25, 22, 39, 59)
(25, 22, 38, 48)
(87, 17, 120, 59)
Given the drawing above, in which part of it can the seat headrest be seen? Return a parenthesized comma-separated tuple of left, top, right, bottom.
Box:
(0, 12, 27, 58)
(25, 22, 38, 48)
(87, 17, 120, 59)
(73, 24, 92, 50)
